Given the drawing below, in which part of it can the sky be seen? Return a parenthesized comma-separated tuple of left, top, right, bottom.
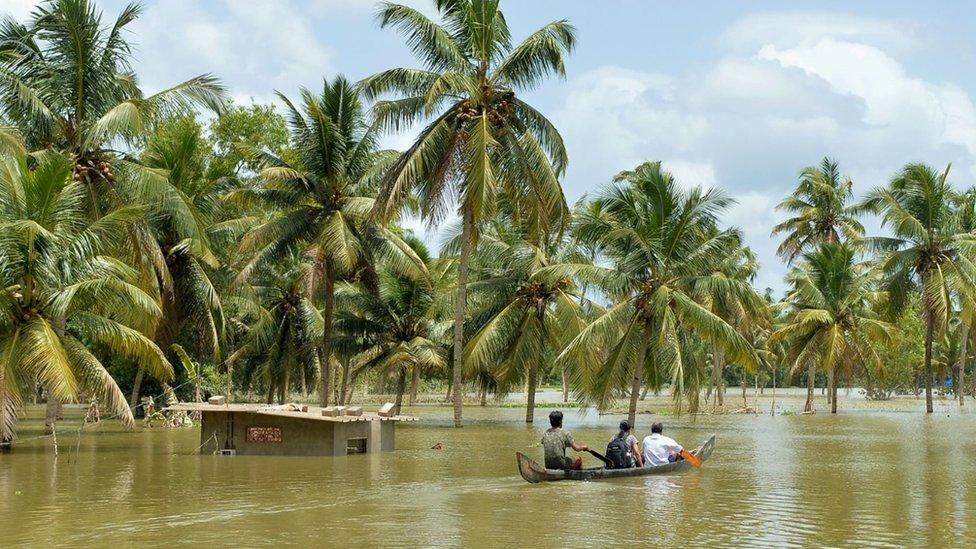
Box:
(4, 0, 976, 293)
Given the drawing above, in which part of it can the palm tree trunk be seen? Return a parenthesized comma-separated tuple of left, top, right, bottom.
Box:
(561, 365, 569, 403)
(339, 357, 351, 405)
(0, 369, 11, 452)
(320, 263, 335, 407)
(827, 369, 834, 406)
(129, 365, 145, 410)
(958, 323, 968, 406)
(283, 362, 291, 404)
(924, 311, 935, 413)
(480, 387, 487, 406)
(526, 357, 539, 424)
(226, 360, 234, 403)
(831, 372, 838, 414)
(712, 344, 725, 407)
(451, 208, 474, 428)
(409, 365, 420, 405)
(393, 367, 407, 415)
(804, 362, 815, 413)
(628, 336, 649, 428)
(333, 364, 342, 404)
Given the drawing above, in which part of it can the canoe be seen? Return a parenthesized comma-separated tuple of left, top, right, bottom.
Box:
(516, 434, 716, 483)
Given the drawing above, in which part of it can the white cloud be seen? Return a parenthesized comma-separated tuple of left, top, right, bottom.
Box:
(757, 37, 976, 162)
(554, 12, 976, 292)
(310, 0, 438, 18)
(131, 0, 334, 100)
(719, 11, 921, 54)
(661, 160, 718, 191)
(0, 0, 35, 21)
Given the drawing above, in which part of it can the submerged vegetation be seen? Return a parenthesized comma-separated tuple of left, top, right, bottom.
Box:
(1, 0, 975, 448)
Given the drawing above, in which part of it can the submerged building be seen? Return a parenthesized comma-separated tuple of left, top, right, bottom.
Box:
(166, 400, 416, 456)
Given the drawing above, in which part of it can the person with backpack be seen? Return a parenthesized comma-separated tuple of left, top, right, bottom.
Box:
(605, 420, 642, 468)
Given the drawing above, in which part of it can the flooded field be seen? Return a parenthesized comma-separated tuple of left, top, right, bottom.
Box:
(2, 393, 975, 547)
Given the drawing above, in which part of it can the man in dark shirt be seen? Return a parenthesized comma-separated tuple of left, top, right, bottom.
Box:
(541, 410, 588, 470)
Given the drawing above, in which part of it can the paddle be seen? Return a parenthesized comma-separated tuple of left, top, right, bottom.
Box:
(586, 448, 614, 468)
(679, 448, 702, 468)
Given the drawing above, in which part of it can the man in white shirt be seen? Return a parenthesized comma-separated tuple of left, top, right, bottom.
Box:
(641, 422, 683, 467)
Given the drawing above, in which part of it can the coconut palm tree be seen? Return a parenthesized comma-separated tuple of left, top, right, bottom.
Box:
(952, 186, 976, 405)
(332, 239, 450, 414)
(226, 250, 322, 404)
(556, 162, 760, 426)
(0, 149, 171, 447)
(701, 239, 766, 408)
(126, 117, 225, 408)
(0, 0, 225, 202)
(558, 196, 607, 402)
(861, 163, 976, 413)
(772, 158, 864, 263)
(232, 76, 424, 406)
(769, 243, 895, 413)
(362, 0, 575, 427)
(463, 223, 586, 423)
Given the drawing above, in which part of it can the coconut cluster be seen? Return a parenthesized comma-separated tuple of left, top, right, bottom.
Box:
(72, 157, 114, 183)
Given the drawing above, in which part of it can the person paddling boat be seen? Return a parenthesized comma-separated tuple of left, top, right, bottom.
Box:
(541, 411, 589, 470)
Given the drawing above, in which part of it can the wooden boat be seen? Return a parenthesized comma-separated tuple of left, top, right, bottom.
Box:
(516, 434, 716, 483)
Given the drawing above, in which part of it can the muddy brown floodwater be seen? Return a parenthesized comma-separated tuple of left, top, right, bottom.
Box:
(2, 396, 976, 547)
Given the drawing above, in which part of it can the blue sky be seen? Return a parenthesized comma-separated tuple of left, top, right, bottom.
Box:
(4, 0, 976, 292)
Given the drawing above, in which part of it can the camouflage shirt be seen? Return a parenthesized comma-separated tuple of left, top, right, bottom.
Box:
(541, 428, 575, 469)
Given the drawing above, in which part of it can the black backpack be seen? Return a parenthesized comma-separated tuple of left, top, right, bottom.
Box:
(605, 436, 631, 469)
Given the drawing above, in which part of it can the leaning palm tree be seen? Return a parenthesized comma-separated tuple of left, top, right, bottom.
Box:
(126, 117, 225, 407)
(332, 239, 450, 414)
(772, 158, 863, 263)
(861, 163, 976, 413)
(0, 149, 171, 447)
(463, 223, 586, 423)
(769, 243, 895, 413)
(0, 0, 225, 202)
(362, 0, 575, 427)
(557, 162, 760, 426)
(231, 76, 423, 407)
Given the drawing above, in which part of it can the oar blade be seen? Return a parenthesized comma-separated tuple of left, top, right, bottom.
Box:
(680, 448, 703, 468)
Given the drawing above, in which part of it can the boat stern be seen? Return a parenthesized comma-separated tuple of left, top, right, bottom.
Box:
(516, 452, 549, 483)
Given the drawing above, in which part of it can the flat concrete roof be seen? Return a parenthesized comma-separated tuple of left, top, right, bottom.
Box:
(165, 403, 417, 423)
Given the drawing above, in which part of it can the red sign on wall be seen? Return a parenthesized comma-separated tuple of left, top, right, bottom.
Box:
(246, 427, 282, 443)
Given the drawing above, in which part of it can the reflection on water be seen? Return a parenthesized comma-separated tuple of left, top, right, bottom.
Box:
(2, 404, 975, 546)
